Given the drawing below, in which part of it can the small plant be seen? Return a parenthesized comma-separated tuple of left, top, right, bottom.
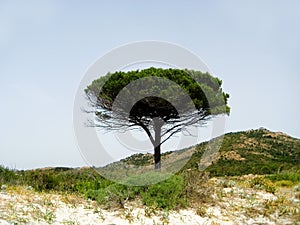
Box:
(122, 207, 134, 223)
(275, 180, 294, 187)
(62, 220, 80, 225)
(248, 176, 277, 194)
(196, 206, 207, 217)
(160, 210, 170, 224)
(42, 209, 56, 223)
(144, 206, 157, 217)
(217, 179, 236, 188)
(1, 184, 7, 194)
(262, 194, 299, 220)
(294, 185, 300, 192)
(210, 222, 221, 225)
(43, 198, 55, 207)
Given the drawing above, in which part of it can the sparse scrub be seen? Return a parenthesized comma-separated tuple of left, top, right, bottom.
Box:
(247, 176, 277, 194)
(263, 195, 299, 217)
(183, 170, 215, 206)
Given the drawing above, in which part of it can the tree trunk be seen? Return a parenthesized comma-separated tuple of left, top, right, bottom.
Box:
(154, 144, 161, 170)
(153, 118, 163, 170)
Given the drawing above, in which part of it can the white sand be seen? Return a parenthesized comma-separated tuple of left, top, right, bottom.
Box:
(0, 182, 298, 225)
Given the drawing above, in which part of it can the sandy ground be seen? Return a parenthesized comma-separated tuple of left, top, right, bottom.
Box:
(0, 190, 217, 225)
(1, 190, 211, 225)
(0, 181, 299, 225)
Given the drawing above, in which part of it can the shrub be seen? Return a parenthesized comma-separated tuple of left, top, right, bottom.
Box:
(85, 173, 186, 209)
(267, 172, 300, 183)
(85, 189, 107, 203)
(248, 176, 277, 194)
(141, 174, 186, 210)
(75, 180, 102, 194)
(275, 180, 294, 187)
(124, 171, 172, 186)
(104, 183, 141, 207)
(86, 183, 142, 208)
(183, 170, 214, 205)
(23, 171, 59, 191)
(0, 165, 18, 185)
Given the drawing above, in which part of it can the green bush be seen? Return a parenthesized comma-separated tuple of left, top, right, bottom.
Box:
(0, 165, 18, 185)
(141, 175, 186, 210)
(124, 171, 172, 186)
(24, 171, 59, 191)
(85, 173, 186, 209)
(85, 189, 107, 203)
(75, 180, 102, 194)
(267, 172, 300, 183)
(86, 183, 142, 207)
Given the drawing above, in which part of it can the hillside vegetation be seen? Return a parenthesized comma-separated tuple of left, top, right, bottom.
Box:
(186, 127, 300, 176)
(0, 128, 300, 224)
(118, 127, 300, 176)
(1, 128, 300, 196)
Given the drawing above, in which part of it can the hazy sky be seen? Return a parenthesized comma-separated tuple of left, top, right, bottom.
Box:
(1, 1, 299, 169)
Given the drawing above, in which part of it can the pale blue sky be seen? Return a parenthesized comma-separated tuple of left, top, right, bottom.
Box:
(1, 1, 299, 169)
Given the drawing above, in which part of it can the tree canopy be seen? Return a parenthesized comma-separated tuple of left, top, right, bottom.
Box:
(85, 67, 230, 169)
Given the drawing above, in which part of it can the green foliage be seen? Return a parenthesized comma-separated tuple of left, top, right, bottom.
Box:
(120, 153, 152, 166)
(89, 183, 142, 207)
(0, 165, 18, 185)
(85, 188, 106, 203)
(85, 67, 230, 116)
(266, 171, 300, 183)
(141, 175, 186, 209)
(85, 173, 186, 210)
(124, 171, 172, 186)
(0, 166, 108, 193)
(183, 128, 300, 177)
(1, 128, 300, 211)
(274, 180, 294, 187)
(23, 170, 60, 191)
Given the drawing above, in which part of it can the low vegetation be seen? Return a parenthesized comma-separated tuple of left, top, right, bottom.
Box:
(1, 128, 299, 224)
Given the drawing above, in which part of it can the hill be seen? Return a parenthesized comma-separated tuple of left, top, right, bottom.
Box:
(1, 128, 299, 189)
(103, 127, 300, 177)
(187, 127, 300, 176)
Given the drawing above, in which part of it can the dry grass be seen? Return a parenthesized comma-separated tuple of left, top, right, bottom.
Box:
(1, 175, 299, 225)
